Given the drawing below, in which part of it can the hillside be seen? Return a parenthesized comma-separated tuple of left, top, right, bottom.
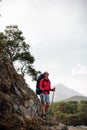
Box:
(52, 83, 82, 101)
(64, 95, 87, 102)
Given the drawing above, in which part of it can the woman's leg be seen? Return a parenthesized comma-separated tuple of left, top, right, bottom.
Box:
(45, 94, 50, 113)
(41, 101, 45, 115)
(40, 93, 46, 116)
(45, 102, 50, 112)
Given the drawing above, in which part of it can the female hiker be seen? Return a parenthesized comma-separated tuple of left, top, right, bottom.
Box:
(39, 71, 55, 117)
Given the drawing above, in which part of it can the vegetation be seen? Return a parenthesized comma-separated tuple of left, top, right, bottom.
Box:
(49, 101, 87, 126)
(0, 25, 38, 80)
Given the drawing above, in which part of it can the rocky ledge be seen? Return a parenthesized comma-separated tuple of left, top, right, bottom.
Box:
(0, 115, 67, 130)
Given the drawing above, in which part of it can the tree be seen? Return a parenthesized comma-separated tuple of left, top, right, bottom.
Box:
(78, 101, 87, 114)
(0, 25, 38, 80)
(65, 101, 78, 114)
(49, 101, 87, 126)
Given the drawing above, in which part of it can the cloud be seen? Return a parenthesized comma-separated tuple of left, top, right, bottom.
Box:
(72, 64, 87, 75)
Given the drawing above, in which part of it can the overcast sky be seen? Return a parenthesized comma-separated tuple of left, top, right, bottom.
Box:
(0, 0, 87, 96)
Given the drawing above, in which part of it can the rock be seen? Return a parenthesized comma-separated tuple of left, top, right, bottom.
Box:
(0, 53, 40, 118)
(0, 116, 68, 130)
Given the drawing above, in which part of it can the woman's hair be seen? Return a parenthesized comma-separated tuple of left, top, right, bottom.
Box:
(44, 71, 49, 75)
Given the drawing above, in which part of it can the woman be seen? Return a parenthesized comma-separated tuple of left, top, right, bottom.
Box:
(39, 71, 55, 117)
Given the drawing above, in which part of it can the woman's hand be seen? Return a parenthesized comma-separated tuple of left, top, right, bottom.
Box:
(52, 87, 55, 91)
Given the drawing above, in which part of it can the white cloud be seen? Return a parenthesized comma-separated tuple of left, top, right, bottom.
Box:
(72, 64, 87, 75)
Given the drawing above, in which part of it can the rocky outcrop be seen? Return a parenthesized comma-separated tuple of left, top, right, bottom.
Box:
(0, 116, 68, 130)
(0, 53, 67, 130)
(0, 56, 40, 118)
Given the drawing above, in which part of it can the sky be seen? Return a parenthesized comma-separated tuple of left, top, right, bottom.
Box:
(0, 0, 87, 96)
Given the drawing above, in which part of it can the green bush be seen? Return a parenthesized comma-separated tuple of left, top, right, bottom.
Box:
(78, 112, 87, 125)
(66, 114, 80, 126)
(49, 101, 87, 126)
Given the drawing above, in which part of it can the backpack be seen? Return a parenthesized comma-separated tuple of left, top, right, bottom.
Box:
(36, 74, 44, 95)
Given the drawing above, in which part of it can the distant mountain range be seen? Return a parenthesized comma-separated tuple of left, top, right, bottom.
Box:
(51, 83, 83, 102)
(63, 95, 87, 102)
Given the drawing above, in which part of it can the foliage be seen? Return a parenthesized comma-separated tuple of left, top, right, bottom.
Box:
(78, 112, 87, 125)
(66, 114, 80, 126)
(49, 101, 87, 126)
(0, 25, 38, 80)
(78, 101, 87, 113)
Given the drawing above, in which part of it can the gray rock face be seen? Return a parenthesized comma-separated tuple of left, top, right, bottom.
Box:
(0, 56, 40, 119)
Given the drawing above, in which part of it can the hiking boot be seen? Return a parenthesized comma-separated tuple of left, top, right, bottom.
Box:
(45, 112, 50, 118)
(41, 114, 46, 118)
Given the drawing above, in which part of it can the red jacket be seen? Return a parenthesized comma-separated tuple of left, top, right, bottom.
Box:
(39, 78, 53, 94)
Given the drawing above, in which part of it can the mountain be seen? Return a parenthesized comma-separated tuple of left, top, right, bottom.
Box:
(52, 83, 82, 102)
(64, 95, 87, 102)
